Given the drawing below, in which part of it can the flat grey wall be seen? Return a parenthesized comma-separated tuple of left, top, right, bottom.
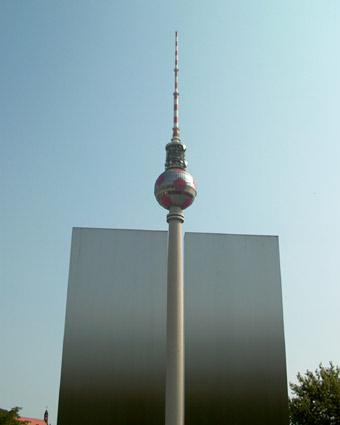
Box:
(57, 229, 288, 425)
(185, 232, 288, 425)
(57, 228, 168, 425)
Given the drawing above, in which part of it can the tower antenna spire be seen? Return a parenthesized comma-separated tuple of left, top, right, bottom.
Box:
(172, 31, 180, 141)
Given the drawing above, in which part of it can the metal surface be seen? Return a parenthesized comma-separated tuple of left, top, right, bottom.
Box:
(185, 232, 289, 425)
(172, 30, 180, 141)
(57, 228, 167, 425)
(155, 167, 197, 210)
(57, 229, 288, 425)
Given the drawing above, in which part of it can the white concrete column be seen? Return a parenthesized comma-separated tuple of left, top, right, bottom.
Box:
(165, 206, 185, 425)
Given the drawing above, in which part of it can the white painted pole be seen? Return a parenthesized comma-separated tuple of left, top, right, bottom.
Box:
(165, 206, 184, 425)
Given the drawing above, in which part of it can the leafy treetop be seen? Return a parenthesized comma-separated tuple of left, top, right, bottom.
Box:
(289, 362, 340, 425)
(0, 407, 28, 425)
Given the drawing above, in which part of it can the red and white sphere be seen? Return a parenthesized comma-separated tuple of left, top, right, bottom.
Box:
(154, 168, 197, 210)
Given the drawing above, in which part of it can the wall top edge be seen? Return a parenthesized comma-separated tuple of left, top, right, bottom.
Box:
(185, 231, 279, 239)
(71, 227, 278, 239)
(72, 227, 167, 233)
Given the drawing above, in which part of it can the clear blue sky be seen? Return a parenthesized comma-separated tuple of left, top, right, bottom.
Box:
(1, 1, 340, 423)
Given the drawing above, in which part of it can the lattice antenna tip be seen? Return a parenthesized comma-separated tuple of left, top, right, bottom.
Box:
(172, 31, 180, 141)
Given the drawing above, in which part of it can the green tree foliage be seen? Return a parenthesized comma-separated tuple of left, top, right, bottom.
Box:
(0, 407, 28, 425)
(289, 363, 340, 425)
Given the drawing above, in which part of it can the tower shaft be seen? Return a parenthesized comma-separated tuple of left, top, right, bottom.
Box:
(165, 207, 184, 425)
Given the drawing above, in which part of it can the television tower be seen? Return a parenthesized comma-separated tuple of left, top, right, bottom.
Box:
(154, 32, 197, 425)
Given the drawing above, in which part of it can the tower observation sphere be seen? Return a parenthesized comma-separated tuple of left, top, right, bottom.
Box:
(155, 167, 197, 210)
